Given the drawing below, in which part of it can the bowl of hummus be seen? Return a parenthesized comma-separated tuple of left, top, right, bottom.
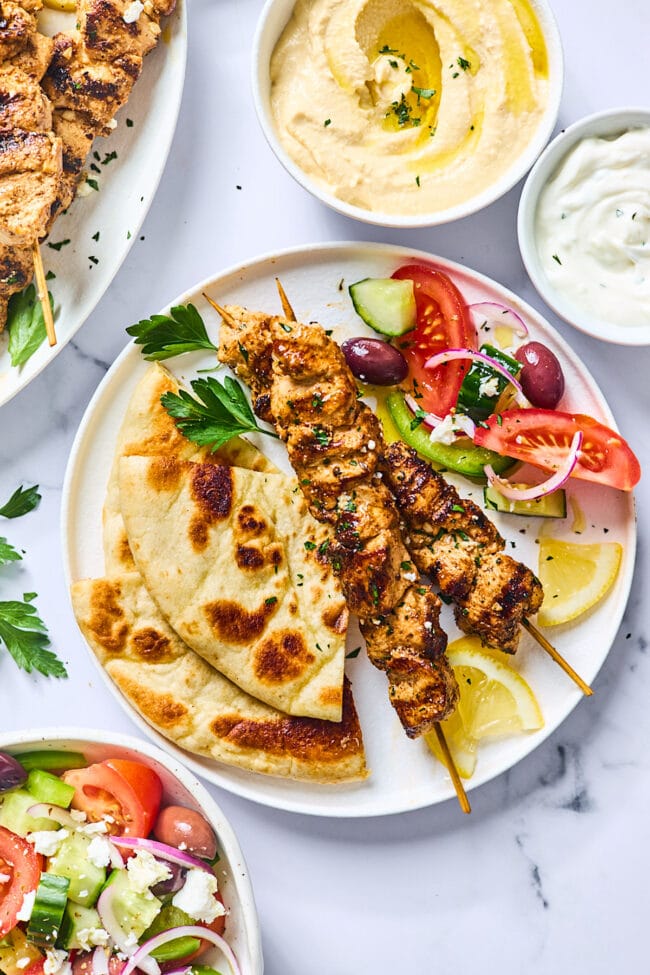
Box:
(253, 0, 563, 227)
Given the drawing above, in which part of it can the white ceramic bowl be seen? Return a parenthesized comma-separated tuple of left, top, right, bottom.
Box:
(0, 729, 263, 975)
(252, 0, 563, 228)
(518, 106, 650, 345)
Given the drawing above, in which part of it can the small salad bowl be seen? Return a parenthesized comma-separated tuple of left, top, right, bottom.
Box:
(517, 106, 650, 345)
(0, 729, 263, 975)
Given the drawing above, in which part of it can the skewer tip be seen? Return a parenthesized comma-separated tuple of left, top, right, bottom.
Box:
(275, 277, 297, 322)
(32, 243, 56, 347)
(433, 724, 471, 814)
(522, 618, 593, 697)
(201, 292, 237, 328)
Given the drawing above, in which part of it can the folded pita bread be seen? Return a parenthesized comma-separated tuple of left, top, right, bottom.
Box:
(103, 363, 275, 575)
(72, 574, 367, 783)
(119, 455, 348, 721)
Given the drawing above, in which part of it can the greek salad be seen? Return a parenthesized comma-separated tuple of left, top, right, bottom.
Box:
(342, 262, 640, 513)
(0, 751, 240, 975)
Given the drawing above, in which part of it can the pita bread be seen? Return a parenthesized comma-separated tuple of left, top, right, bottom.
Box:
(72, 574, 367, 783)
(118, 455, 348, 721)
(103, 363, 275, 575)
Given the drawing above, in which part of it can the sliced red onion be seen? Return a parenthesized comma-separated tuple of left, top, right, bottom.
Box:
(97, 885, 160, 975)
(404, 393, 443, 429)
(27, 803, 78, 828)
(111, 836, 213, 873)
(469, 301, 528, 338)
(423, 349, 525, 402)
(484, 431, 582, 500)
(121, 927, 240, 975)
(92, 947, 109, 975)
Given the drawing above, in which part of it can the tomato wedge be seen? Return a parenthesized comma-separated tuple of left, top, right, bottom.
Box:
(63, 759, 162, 837)
(474, 409, 641, 491)
(392, 263, 476, 417)
(0, 827, 42, 938)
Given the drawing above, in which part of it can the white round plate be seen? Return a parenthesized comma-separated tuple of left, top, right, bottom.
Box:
(0, 2, 187, 409)
(0, 728, 263, 975)
(62, 242, 636, 817)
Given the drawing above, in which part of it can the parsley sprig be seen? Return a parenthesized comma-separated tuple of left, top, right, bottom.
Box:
(0, 484, 66, 678)
(0, 600, 66, 678)
(161, 376, 279, 452)
(127, 304, 218, 360)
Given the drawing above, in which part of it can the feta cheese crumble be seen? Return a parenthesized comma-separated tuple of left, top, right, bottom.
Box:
(87, 835, 114, 869)
(16, 891, 36, 922)
(76, 929, 110, 952)
(429, 412, 476, 445)
(27, 829, 69, 857)
(126, 849, 171, 896)
(123, 0, 144, 22)
(44, 949, 71, 975)
(172, 869, 223, 923)
(477, 375, 500, 399)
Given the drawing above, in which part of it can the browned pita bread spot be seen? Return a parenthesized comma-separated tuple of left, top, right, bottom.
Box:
(146, 456, 184, 492)
(209, 680, 362, 765)
(323, 604, 348, 634)
(253, 630, 315, 684)
(189, 465, 234, 551)
(205, 598, 278, 645)
(237, 504, 268, 536)
(88, 579, 129, 654)
(130, 627, 174, 663)
(115, 675, 189, 728)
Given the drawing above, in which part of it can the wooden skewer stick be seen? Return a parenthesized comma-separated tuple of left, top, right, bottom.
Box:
(275, 276, 296, 321)
(522, 618, 593, 696)
(433, 724, 471, 814)
(32, 242, 56, 347)
(201, 292, 238, 329)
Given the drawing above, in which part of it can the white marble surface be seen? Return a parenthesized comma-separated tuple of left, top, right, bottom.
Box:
(1, 0, 649, 971)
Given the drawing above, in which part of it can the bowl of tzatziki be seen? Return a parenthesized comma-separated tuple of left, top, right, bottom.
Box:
(518, 107, 650, 345)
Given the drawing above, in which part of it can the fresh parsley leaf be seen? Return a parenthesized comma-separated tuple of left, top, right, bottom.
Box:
(0, 600, 67, 678)
(346, 647, 361, 659)
(0, 539, 22, 566)
(412, 85, 436, 99)
(0, 485, 41, 519)
(6, 285, 53, 368)
(161, 375, 278, 452)
(127, 304, 218, 360)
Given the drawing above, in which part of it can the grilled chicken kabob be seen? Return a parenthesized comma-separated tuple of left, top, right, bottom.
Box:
(0, 0, 60, 336)
(217, 304, 460, 742)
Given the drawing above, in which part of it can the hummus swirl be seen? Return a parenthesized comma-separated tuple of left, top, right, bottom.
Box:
(270, 0, 550, 215)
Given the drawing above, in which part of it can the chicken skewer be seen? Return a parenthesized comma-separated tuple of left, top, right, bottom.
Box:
(212, 296, 471, 813)
(0, 0, 59, 341)
(213, 284, 592, 695)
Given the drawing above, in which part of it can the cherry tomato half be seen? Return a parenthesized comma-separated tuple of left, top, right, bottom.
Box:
(392, 263, 476, 417)
(0, 827, 42, 938)
(473, 409, 641, 491)
(63, 759, 162, 837)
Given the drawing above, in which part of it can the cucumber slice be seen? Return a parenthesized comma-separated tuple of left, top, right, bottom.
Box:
(456, 344, 521, 422)
(26, 770, 75, 809)
(0, 789, 58, 836)
(483, 485, 567, 518)
(56, 903, 102, 950)
(26, 873, 70, 947)
(16, 751, 86, 773)
(48, 833, 106, 907)
(349, 278, 416, 337)
(103, 869, 162, 940)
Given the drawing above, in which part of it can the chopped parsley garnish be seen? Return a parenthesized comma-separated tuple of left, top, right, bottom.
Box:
(312, 426, 330, 447)
(92, 231, 100, 242)
(324, 118, 331, 127)
(412, 85, 436, 100)
(47, 239, 70, 252)
(126, 118, 134, 127)
(457, 56, 471, 71)
(86, 178, 99, 191)
(552, 254, 562, 265)
(0, 486, 41, 520)
(346, 647, 362, 659)
(304, 541, 317, 551)
(265, 596, 278, 605)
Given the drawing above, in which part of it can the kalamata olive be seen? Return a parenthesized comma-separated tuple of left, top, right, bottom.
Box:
(153, 805, 217, 860)
(151, 860, 185, 897)
(514, 341, 565, 409)
(0, 751, 27, 793)
(341, 337, 408, 386)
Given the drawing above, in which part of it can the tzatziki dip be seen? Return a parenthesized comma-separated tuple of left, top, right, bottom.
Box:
(535, 127, 650, 327)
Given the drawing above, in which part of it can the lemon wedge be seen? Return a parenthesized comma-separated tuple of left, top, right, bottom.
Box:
(537, 538, 622, 626)
(425, 636, 544, 778)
